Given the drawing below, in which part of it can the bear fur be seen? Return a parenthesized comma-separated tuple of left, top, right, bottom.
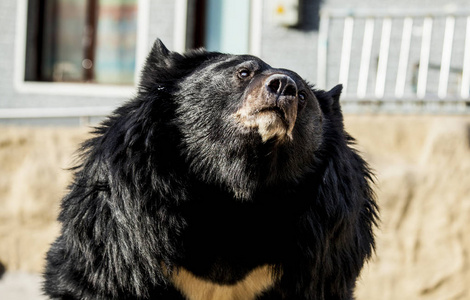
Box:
(43, 39, 378, 300)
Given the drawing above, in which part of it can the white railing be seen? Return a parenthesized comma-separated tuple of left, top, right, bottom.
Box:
(317, 8, 470, 111)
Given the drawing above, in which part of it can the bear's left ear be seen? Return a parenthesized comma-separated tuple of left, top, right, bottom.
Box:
(316, 84, 343, 115)
(327, 84, 343, 105)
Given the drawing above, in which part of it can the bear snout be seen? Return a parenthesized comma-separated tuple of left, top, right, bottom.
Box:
(233, 73, 299, 143)
(262, 74, 299, 135)
(265, 74, 298, 103)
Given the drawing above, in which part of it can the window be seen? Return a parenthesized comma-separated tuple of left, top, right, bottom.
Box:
(188, 0, 253, 54)
(24, 0, 138, 85)
(204, 0, 250, 54)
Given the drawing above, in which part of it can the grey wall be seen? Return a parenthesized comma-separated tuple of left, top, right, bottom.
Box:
(1, 0, 469, 123)
(258, 0, 321, 84)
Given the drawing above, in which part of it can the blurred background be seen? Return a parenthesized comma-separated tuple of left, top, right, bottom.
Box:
(0, 0, 469, 299)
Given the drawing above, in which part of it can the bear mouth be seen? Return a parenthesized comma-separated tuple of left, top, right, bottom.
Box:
(256, 107, 289, 127)
(247, 106, 293, 143)
(233, 103, 295, 143)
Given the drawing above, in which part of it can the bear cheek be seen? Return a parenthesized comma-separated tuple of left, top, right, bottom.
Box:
(299, 101, 324, 151)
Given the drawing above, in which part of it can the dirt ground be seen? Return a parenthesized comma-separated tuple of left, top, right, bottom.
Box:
(0, 115, 469, 299)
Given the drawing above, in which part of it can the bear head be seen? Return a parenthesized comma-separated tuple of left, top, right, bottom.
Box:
(137, 39, 342, 200)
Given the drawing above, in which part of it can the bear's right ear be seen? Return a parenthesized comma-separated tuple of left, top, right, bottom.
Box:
(150, 39, 171, 59)
(138, 39, 177, 90)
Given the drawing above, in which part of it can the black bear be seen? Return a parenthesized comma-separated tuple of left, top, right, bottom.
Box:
(44, 39, 378, 300)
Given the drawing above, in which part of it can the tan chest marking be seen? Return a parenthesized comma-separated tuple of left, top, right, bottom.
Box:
(170, 265, 278, 300)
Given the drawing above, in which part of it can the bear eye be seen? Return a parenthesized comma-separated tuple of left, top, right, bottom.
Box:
(238, 69, 251, 79)
(298, 91, 307, 103)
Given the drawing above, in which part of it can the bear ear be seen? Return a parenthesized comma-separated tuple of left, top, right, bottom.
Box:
(325, 84, 343, 114)
(150, 38, 171, 59)
(327, 84, 343, 105)
(315, 84, 343, 115)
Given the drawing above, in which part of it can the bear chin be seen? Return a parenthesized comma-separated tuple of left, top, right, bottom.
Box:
(233, 108, 294, 144)
(255, 111, 293, 143)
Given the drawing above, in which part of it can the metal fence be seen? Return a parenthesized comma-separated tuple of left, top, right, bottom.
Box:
(317, 8, 470, 113)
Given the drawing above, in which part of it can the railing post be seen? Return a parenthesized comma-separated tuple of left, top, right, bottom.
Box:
(416, 17, 433, 99)
(395, 17, 413, 99)
(438, 16, 455, 99)
(317, 11, 330, 90)
(375, 18, 392, 99)
(339, 16, 354, 94)
(461, 16, 470, 99)
(357, 18, 375, 99)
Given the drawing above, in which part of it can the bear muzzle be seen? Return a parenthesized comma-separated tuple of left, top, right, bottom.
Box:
(234, 73, 299, 143)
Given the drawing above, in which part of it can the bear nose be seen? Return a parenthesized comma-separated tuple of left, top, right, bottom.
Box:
(266, 74, 297, 99)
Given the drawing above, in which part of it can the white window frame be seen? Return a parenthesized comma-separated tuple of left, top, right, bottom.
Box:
(14, 0, 150, 98)
(173, 0, 188, 53)
(249, 0, 263, 57)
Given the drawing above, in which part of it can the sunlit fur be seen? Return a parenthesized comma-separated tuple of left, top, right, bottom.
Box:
(44, 39, 378, 300)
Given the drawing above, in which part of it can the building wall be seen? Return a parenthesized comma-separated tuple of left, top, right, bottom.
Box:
(259, 1, 321, 84)
(0, 0, 469, 123)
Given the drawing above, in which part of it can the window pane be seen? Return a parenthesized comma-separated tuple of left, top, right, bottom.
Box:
(95, 0, 137, 85)
(53, 0, 87, 82)
(205, 0, 250, 54)
(24, 0, 137, 85)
